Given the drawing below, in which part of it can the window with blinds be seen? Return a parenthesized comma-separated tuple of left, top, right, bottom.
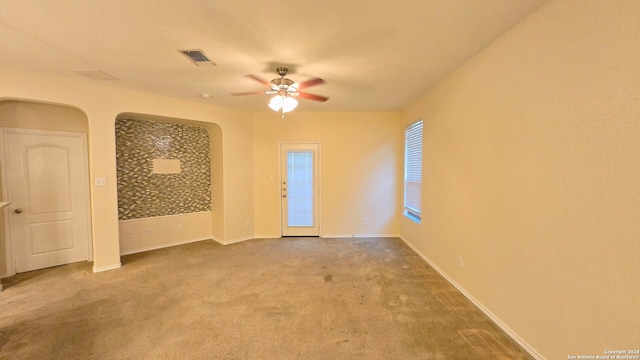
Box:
(404, 119, 423, 222)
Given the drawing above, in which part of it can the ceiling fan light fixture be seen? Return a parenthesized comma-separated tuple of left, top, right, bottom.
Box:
(268, 95, 284, 111)
(282, 96, 298, 112)
(269, 95, 298, 113)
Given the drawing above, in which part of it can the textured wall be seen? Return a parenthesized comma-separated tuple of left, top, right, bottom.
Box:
(115, 118, 211, 220)
(401, 0, 640, 358)
(252, 111, 402, 238)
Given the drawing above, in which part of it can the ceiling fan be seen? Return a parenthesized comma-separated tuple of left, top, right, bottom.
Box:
(231, 67, 328, 117)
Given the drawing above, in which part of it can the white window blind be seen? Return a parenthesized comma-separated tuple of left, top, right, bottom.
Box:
(404, 119, 423, 221)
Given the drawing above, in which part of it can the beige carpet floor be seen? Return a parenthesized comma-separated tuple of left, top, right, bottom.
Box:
(0, 237, 532, 359)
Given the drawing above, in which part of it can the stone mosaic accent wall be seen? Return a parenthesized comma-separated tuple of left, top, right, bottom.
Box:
(115, 118, 211, 220)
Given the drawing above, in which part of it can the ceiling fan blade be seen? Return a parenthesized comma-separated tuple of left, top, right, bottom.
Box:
(244, 74, 270, 86)
(296, 77, 325, 90)
(231, 91, 267, 96)
(297, 92, 329, 102)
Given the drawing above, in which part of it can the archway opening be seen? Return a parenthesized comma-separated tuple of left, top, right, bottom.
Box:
(115, 112, 223, 256)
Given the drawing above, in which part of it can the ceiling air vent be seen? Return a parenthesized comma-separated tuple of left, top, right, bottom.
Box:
(179, 49, 216, 67)
(72, 70, 118, 80)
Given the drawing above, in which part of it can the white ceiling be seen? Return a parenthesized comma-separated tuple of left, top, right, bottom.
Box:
(0, 0, 546, 111)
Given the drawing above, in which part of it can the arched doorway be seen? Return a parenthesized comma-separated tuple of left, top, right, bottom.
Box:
(114, 113, 223, 255)
(0, 99, 91, 276)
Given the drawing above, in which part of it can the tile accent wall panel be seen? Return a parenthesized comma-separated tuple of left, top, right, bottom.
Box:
(115, 118, 212, 220)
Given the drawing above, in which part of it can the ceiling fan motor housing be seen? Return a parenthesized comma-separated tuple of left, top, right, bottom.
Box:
(276, 66, 289, 77)
(271, 78, 295, 87)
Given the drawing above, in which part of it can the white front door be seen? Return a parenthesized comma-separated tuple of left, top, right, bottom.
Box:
(281, 143, 319, 236)
(2, 129, 91, 273)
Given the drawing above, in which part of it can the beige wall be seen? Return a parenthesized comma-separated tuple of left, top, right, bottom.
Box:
(222, 115, 254, 242)
(402, 0, 640, 357)
(0, 100, 88, 133)
(118, 212, 213, 255)
(253, 111, 402, 238)
(0, 70, 254, 272)
(209, 124, 225, 241)
(0, 100, 89, 277)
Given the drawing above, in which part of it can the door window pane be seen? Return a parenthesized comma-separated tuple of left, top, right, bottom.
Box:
(287, 151, 314, 227)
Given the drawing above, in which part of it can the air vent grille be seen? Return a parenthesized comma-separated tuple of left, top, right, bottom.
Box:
(179, 49, 216, 66)
(72, 70, 118, 81)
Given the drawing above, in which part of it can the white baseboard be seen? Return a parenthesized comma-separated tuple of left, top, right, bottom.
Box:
(211, 236, 224, 245)
(398, 236, 543, 360)
(120, 237, 210, 256)
(321, 233, 401, 239)
(254, 234, 281, 239)
(225, 236, 254, 245)
(93, 263, 122, 273)
(211, 236, 254, 246)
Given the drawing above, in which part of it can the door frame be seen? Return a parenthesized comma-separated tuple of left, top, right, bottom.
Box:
(0, 127, 93, 276)
(279, 142, 321, 237)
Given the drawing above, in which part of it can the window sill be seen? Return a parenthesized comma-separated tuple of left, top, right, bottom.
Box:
(403, 212, 421, 224)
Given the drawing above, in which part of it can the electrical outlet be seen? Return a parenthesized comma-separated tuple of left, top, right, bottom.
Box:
(458, 256, 464, 269)
(145, 228, 151, 236)
(177, 224, 183, 231)
(363, 218, 369, 225)
(94, 177, 107, 187)
(246, 220, 251, 227)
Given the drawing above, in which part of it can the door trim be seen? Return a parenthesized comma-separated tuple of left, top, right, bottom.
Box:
(279, 142, 321, 237)
(0, 128, 93, 276)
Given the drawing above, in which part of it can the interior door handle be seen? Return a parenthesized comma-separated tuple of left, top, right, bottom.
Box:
(14, 208, 23, 214)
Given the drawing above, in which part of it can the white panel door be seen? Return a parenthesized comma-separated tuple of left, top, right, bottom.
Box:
(3, 129, 91, 273)
(281, 143, 319, 236)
